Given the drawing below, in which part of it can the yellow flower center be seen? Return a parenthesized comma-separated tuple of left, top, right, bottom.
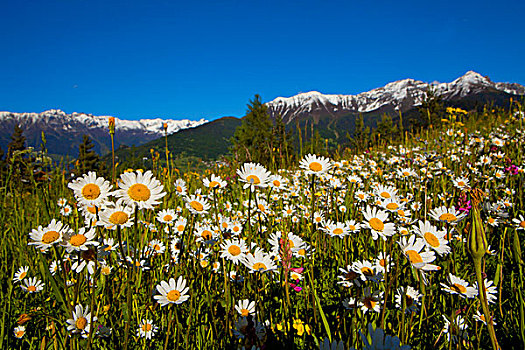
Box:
(233, 226, 240, 232)
(87, 206, 97, 214)
(246, 175, 261, 184)
(201, 230, 212, 240)
(177, 225, 185, 232)
(520, 221, 525, 228)
(439, 213, 457, 222)
(176, 185, 183, 192)
(451, 283, 467, 294)
(379, 258, 386, 267)
(369, 218, 384, 232)
(358, 194, 365, 199)
(298, 249, 306, 256)
(424, 232, 440, 247)
(253, 262, 267, 271)
(190, 201, 204, 212)
(81, 184, 101, 200)
(386, 203, 398, 210)
(15, 331, 24, 338)
(163, 215, 173, 222)
(258, 204, 266, 212)
(70, 234, 87, 247)
(406, 250, 423, 264)
(273, 180, 281, 187)
(361, 267, 374, 276)
(241, 309, 249, 317)
(333, 228, 344, 235)
(402, 171, 410, 176)
(209, 181, 220, 188)
(397, 210, 405, 217)
(167, 290, 181, 302)
(75, 317, 87, 330)
(309, 162, 323, 172)
(19, 272, 27, 280)
(380, 191, 391, 199)
(42, 230, 60, 244)
(109, 211, 129, 225)
(153, 244, 161, 251)
(27, 285, 37, 292)
(228, 245, 241, 256)
(128, 184, 151, 202)
(458, 181, 466, 187)
(141, 323, 152, 332)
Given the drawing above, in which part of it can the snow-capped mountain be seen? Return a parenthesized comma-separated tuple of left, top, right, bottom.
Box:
(266, 71, 525, 123)
(0, 109, 207, 157)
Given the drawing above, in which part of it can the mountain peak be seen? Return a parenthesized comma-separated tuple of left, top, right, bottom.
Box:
(454, 70, 490, 85)
(266, 71, 524, 123)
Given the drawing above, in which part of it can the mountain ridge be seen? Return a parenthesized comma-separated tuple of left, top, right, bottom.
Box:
(265, 71, 525, 123)
(0, 109, 207, 157)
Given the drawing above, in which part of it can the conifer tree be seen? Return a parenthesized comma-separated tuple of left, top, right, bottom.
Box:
(7, 124, 26, 159)
(354, 114, 366, 152)
(376, 114, 398, 143)
(231, 95, 273, 165)
(418, 86, 444, 127)
(77, 135, 100, 174)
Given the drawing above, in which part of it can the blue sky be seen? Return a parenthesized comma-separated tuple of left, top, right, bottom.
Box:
(1, 0, 524, 121)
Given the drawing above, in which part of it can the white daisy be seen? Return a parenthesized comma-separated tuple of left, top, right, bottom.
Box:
(203, 174, 227, 190)
(395, 286, 422, 313)
(440, 273, 478, 299)
(220, 238, 248, 265)
(412, 220, 450, 256)
(154, 277, 190, 306)
(137, 319, 158, 339)
(62, 227, 99, 252)
(269, 174, 288, 191)
(156, 209, 177, 224)
(114, 170, 166, 210)
(28, 219, 73, 251)
(66, 304, 97, 338)
(429, 206, 467, 225)
(398, 235, 440, 271)
(362, 206, 396, 240)
(174, 178, 188, 196)
(68, 172, 113, 207)
(237, 162, 271, 189)
(241, 249, 277, 273)
(21, 277, 44, 293)
(98, 202, 135, 230)
(185, 195, 211, 215)
(13, 326, 26, 339)
(299, 154, 332, 176)
(235, 299, 256, 317)
(12, 266, 29, 283)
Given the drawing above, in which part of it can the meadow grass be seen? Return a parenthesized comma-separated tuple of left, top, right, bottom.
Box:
(1, 105, 524, 349)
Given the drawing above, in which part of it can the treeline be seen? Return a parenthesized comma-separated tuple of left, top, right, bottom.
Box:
(229, 87, 472, 168)
(0, 126, 108, 191)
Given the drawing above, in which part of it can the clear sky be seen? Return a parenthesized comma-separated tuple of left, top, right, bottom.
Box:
(1, 0, 524, 121)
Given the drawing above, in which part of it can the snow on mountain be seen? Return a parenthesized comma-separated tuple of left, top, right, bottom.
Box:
(266, 71, 525, 122)
(0, 109, 207, 136)
(0, 109, 208, 157)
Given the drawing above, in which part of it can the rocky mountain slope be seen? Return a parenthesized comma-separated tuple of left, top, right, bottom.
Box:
(266, 71, 524, 123)
(0, 109, 207, 157)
